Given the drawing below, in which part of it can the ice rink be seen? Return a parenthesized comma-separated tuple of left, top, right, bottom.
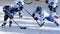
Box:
(0, 1, 60, 34)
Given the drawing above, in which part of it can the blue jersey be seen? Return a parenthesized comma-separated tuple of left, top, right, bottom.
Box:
(8, 8, 18, 16)
(10, 8, 17, 14)
(3, 5, 17, 15)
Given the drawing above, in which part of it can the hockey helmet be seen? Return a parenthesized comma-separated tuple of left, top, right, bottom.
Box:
(36, 6, 42, 11)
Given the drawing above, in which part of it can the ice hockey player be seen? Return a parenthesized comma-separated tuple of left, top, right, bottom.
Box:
(1, 5, 18, 27)
(14, 0, 24, 17)
(45, 0, 59, 19)
(32, 6, 59, 27)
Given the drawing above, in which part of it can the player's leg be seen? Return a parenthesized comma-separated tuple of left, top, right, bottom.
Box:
(1, 15, 9, 26)
(9, 15, 13, 27)
(46, 15, 59, 26)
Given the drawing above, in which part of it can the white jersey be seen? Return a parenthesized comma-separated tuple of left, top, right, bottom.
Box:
(14, 0, 24, 8)
(39, 10, 50, 24)
(40, 10, 50, 18)
(48, 0, 58, 8)
(39, 10, 50, 20)
(33, 10, 50, 23)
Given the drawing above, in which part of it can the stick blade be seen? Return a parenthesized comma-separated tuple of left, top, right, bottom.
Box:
(20, 27, 27, 29)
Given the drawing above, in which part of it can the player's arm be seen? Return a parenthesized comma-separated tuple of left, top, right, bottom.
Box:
(3, 7, 9, 13)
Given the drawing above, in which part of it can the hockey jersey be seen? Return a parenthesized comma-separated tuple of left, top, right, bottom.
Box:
(33, 10, 50, 23)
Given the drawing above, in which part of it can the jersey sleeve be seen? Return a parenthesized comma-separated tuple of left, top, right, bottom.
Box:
(3, 6, 10, 13)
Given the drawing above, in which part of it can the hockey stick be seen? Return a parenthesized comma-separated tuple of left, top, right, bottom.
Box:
(24, 1, 33, 5)
(23, 8, 41, 27)
(13, 19, 27, 29)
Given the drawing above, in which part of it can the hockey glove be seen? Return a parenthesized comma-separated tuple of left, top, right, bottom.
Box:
(54, 16, 59, 19)
(34, 17, 38, 20)
(19, 13, 22, 17)
(32, 13, 35, 17)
